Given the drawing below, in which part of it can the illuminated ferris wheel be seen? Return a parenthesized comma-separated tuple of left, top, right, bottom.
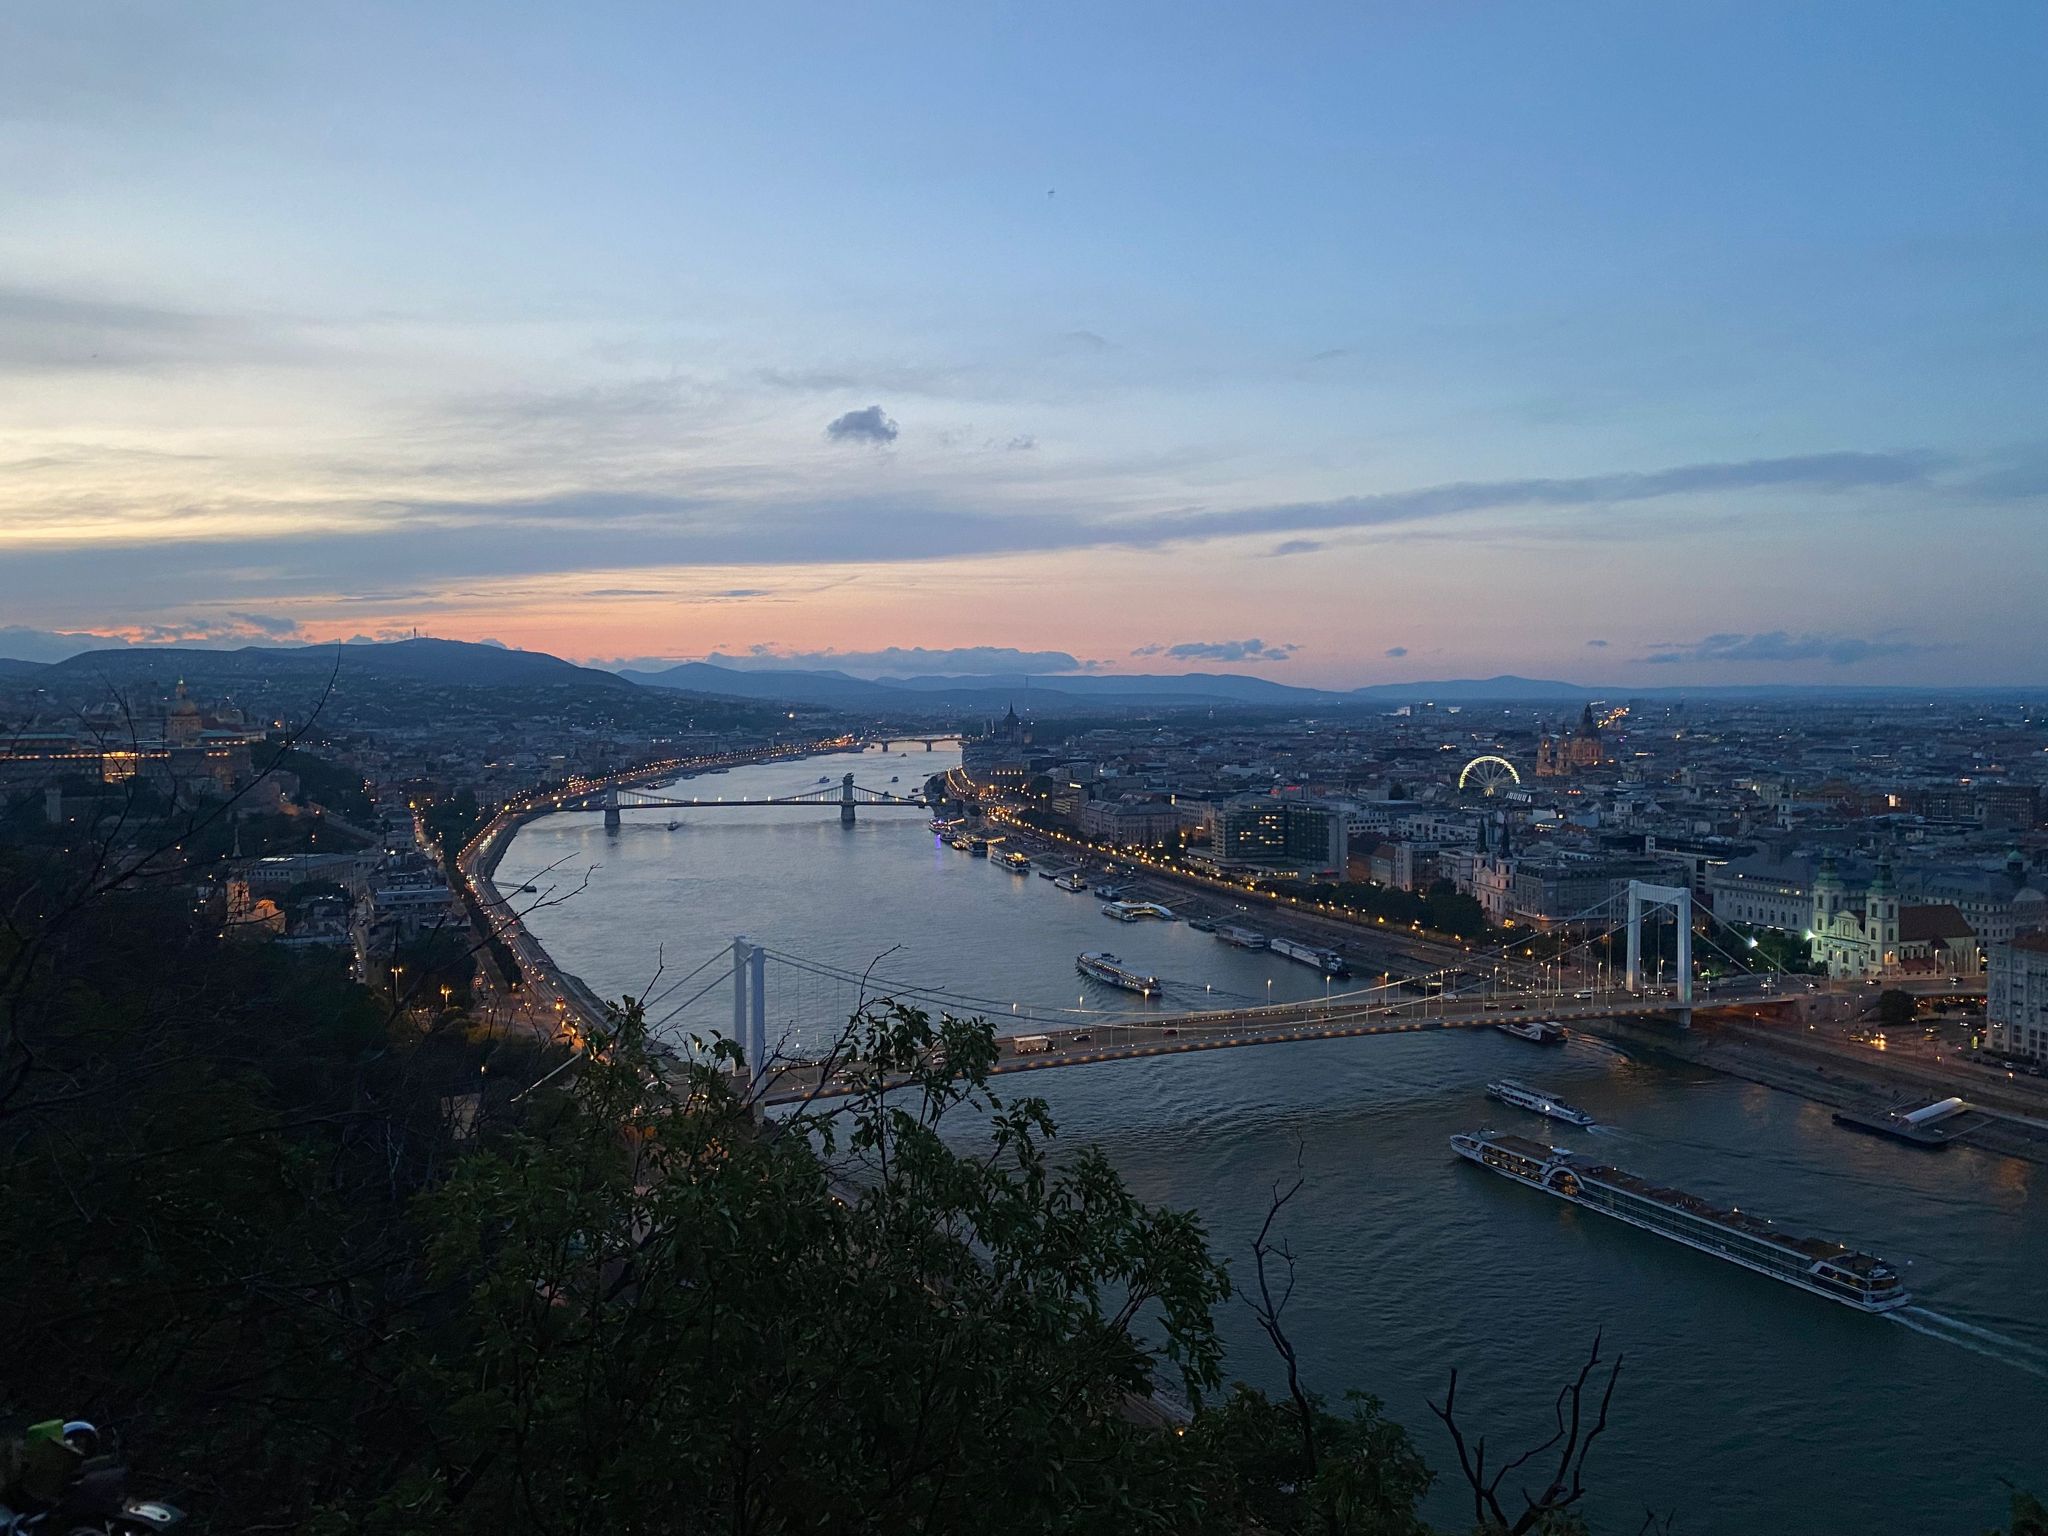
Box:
(1457, 754, 1521, 796)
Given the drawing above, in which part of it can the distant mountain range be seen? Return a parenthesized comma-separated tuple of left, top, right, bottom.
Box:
(9, 638, 636, 691)
(1, 640, 2029, 709)
(619, 661, 1602, 709)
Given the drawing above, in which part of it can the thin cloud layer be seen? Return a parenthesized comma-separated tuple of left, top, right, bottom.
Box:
(1636, 631, 1933, 667)
(704, 645, 1093, 678)
(1134, 639, 1299, 663)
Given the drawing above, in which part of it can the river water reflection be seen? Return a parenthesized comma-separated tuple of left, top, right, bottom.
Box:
(502, 746, 2048, 1533)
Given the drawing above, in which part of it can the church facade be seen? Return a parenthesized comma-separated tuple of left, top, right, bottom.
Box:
(1535, 705, 1607, 777)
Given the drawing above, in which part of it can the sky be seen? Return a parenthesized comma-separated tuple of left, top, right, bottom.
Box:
(2, 1, 2045, 686)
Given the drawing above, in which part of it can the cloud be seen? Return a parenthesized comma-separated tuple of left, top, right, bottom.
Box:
(1133, 639, 1300, 664)
(1006, 435, 1037, 452)
(1062, 330, 1110, 351)
(703, 645, 1094, 678)
(0, 283, 303, 376)
(1265, 539, 1325, 558)
(1635, 631, 1935, 667)
(1384, 646, 1409, 658)
(1585, 639, 1610, 649)
(1305, 348, 1351, 364)
(0, 613, 314, 662)
(0, 448, 1951, 620)
(824, 405, 899, 445)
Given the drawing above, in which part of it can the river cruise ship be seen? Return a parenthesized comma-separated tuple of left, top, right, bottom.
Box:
(999, 850, 1032, 873)
(1268, 936, 1350, 977)
(1076, 951, 1160, 997)
(1215, 926, 1268, 950)
(1486, 1078, 1595, 1127)
(1053, 871, 1089, 892)
(1450, 1130, 1910, 1314)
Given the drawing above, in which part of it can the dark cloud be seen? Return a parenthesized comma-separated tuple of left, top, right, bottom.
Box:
(1384, 646, 1408, 658)
(704, 645, 1092, 678)
(1133, 639, 1299, 664)
(1265, 539, 1325, 557)
(0, 448, 1948, 617)
(1585, 639, 1610, 648)
(824, 405, 899, 445)
(1007, 435, 1037, 452)
(1635, 631, 1934, 667)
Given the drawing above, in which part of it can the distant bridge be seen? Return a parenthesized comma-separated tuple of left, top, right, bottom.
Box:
(563, 773, 930, 828)
(865, 734, 969, 752)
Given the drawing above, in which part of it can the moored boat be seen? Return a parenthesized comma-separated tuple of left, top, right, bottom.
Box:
(1054, 872, 1089, 892)
(1450, 1129, 1911, 1314)
(1497, 1019, 1568, 1045)
(1101, 899, 1174, 922)
(1216, 926, 1268, 950)
(1268, 935, 1349, 977)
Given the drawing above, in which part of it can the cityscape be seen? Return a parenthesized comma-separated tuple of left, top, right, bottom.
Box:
(4, 6, 2046, 1536)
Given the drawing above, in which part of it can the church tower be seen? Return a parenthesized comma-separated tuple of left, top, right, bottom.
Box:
(1812, 857, 1845, 926)
(1867, 860, 1900, 967)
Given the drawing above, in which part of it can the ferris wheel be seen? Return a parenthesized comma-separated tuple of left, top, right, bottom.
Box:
(1458, 754, 1521, 796)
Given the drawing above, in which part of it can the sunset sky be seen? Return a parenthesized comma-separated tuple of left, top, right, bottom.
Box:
(3, 2, 2044, 685)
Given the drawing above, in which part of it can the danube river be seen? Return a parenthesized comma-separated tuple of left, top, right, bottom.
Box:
(500, 746, 2048, 1533)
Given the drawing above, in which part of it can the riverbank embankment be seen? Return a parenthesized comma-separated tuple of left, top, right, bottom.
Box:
(1585, 1014, 2048, 1165)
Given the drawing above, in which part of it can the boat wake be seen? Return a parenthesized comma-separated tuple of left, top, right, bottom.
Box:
(1889, 1307, 2048, 1377)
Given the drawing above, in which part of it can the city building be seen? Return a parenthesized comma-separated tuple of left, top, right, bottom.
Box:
(1214, 799, 1347, 874)
(1708, 852, 1818, 932)
(1987, 931, 2048, 1062)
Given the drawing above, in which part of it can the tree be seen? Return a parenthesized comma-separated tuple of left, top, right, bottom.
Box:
(1877, 989, 1917, 1029)
(377, 999, 1245, 1534)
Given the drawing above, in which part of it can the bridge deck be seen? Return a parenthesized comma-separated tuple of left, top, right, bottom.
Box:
(747, 988, 1793, 1107)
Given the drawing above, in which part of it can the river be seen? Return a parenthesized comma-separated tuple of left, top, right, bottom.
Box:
(499, 745, 2048, 1534)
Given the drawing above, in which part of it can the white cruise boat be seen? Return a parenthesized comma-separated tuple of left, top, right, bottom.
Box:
(1486, 1078, 1595, 1127)
(1450, 1130, 1911, 1314)
(1076, 951, 1160, 996)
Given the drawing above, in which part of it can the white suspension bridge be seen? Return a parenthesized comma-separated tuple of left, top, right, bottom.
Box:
(610, 879, 1827, 1107)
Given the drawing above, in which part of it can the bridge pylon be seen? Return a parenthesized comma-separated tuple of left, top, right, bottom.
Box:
(1625, 879, 1693, 1023)
(840, 772, 856, 826)
(602, 783, 621, 832)
(733, 935, 767, 1090)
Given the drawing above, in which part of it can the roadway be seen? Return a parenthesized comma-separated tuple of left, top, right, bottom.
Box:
(752, 984, 1823, 1108)
(453, 737, 861, 1045)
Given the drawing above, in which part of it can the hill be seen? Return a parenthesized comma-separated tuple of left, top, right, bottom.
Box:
(619, 660, 1608, 710)
(44, 638, 637, 691)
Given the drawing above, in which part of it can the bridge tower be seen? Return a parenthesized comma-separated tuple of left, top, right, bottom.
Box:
(602, 783, 621, 832)
(840, 772, 857, 826)
(1624, 879, 1693, 1021)
(733, 935, 767, 1089)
